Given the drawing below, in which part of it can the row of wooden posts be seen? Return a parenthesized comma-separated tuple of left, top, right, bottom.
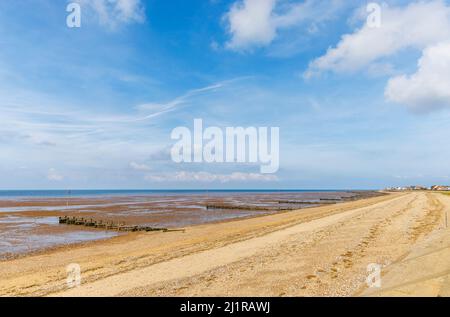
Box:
(58, 216, 177, 232)
(58, 197, 358, 232)
(277, 200, 335, 205)
(205, 204, 296, 211)
(205, 198, 352, 210)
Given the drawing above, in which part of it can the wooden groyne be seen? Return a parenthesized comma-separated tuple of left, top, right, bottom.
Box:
(58, 216, 184, 233)
(277, 200, 335, 205)
(205, 204, 294, 211)
(206, 200, 342, 211)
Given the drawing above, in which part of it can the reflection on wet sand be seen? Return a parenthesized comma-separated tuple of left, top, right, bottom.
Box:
(0, 191, 382, 259)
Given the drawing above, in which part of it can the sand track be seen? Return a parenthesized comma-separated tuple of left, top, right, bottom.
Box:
(1, 192, 448, 297)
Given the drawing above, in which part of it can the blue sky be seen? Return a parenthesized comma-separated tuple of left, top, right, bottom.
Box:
(1, 0, 450, 189)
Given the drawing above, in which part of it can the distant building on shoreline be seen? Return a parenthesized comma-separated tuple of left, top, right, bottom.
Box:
(386, 185, 450, 191)
(431, 185, 450, 191)
(385, 185, 450, 191)
(385, 186, 426, 191)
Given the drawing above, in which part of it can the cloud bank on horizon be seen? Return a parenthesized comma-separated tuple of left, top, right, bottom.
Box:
(0, 0, 450, 189)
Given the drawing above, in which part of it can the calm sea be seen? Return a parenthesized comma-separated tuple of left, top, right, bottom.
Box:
(0, 189, 348, 199)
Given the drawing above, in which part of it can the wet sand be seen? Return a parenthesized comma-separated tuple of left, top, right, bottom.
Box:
(0, 191, 379, 259)
(2, 191, 448, 297)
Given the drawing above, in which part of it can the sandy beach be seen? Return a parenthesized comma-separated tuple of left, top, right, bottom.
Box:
(0, 191, 449, 297)
(0, 191, 375, 259)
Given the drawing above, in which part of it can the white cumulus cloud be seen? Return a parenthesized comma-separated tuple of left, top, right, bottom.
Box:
(129, 161, 151, 171)
(47, 168, 64, 181)
(225, 0, 277, 51)
(225, 0, 347, 51)
(385, 42, 450, 112)
(77, 0, 145, 28)
(305, 0, 450, 113)
(306, 1, 450, 76)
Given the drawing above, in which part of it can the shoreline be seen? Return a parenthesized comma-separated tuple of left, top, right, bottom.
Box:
(0, 191, 383, 260)
(1, 192, 402, 296)
(3, 191, 448, 296)
(0, 208, 293, 263)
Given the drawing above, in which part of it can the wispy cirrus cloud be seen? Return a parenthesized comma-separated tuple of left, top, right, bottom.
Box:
(0, 80, 229, 139)
(0, 79, 242, 182)
(132, 83, 225, 122)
